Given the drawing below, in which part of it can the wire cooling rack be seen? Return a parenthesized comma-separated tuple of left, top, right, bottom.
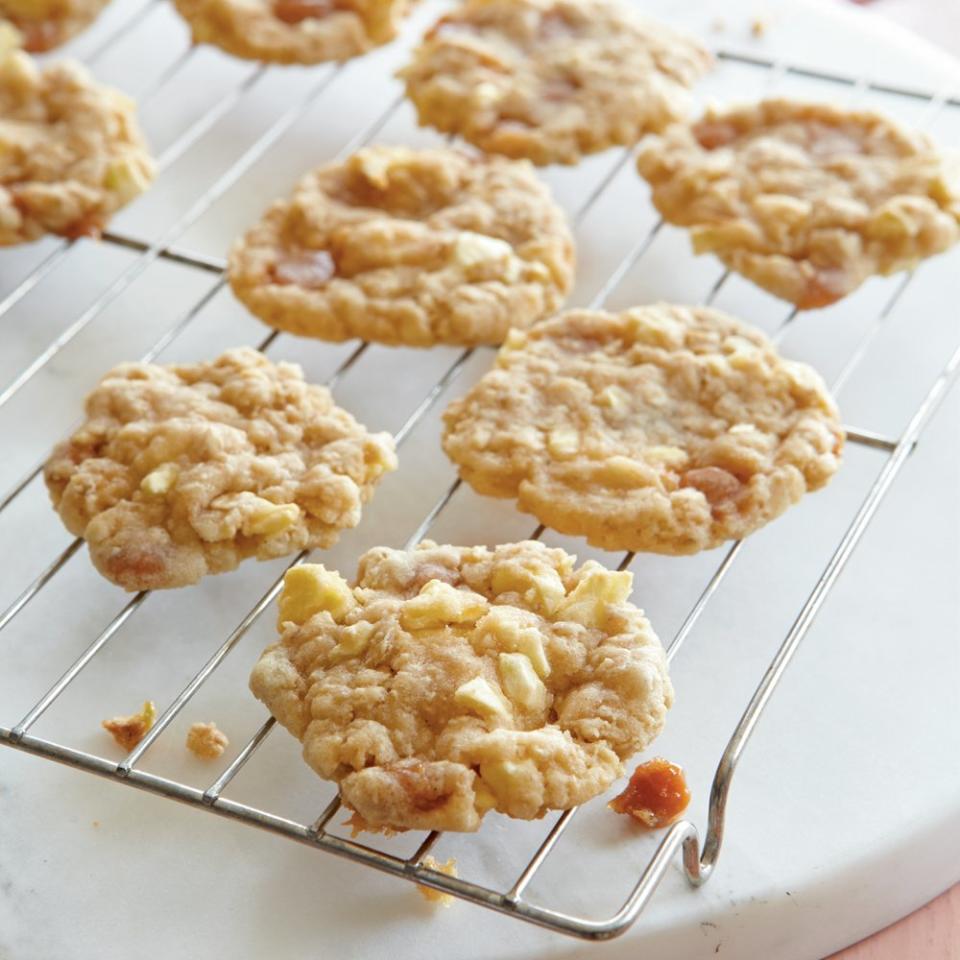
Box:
(1, 0, 959, 942)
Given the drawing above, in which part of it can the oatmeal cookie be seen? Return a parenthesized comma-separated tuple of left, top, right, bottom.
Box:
(172, 0, 413, 65)
(0, 47, 154, 245)
(1, 0, 110, 52)
(44, 348, 397, 591)
(228, 146, 574, 347)
(249, 541, 672, 831)
(442, 305, 843, 555)
(637, 99, 960, 309)
(399, 0, 712, 166)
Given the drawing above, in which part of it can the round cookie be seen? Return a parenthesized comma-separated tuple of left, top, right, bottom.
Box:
(399, 0, 712, 166)
(172, 0, 412, 65)
(228, 146, 574, 347)
(44, 348, 397, 591)
(0, 47, 154, 245)
(442, 305, 844, 555)
(249, 540, 673, 832)
(637, 99, 960, 309)
(1, 0, 110, 52)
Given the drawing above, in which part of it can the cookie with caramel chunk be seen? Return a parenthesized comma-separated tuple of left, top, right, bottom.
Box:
(171, 0, 413, 64)
(637, 99, 960, 308)
(0, 46, 154, 245)
(442, 305, 844, 554)
(400, 0, 712, 166)
(249, 541, 672, 831)
(228, 145, 573, 347)
(1, 0, 110, 52)
(44, 348, 396, 590)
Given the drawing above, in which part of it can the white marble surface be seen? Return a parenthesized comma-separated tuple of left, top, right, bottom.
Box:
(1, 1, 959, 958)
(833, 0, 960, 58)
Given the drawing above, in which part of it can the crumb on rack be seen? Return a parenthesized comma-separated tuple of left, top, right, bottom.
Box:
(416, 856, 458, 907)
(751, 15, 768, 37)
(185, 721, 229, 759)
(342, 810, 399, 839)
(609, 758, 691, 829)
(102, 700, 156, 752)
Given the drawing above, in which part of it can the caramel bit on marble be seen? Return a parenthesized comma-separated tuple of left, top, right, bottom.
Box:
(185, 722, 229, 760)
(416, 857, 458, 907)
(102, 700, 156, 752)
(609, 757, 691, 829)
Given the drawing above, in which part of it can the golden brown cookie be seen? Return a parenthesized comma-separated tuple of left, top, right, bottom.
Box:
(172, 0, 413, 65)
(228, 146, 574, 347)
(44, 348, 397, 591)
(0, 46, 154, 245)
(637, 99, 960, 309)
(442, 305, 844, 555)
(399, 0, 712, 166)
(250, 541, 672, 832)
(1, 0, 110, 52)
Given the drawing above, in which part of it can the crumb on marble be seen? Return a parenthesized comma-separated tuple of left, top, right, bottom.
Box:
(416, 857, 458, 907)
(185, 721, 229, 759)
(102, 700, 156, 751)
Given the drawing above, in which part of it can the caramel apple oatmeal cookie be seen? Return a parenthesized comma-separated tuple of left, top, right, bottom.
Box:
(228, 146, 574, 347)
(44, 348, 396, 591)
(637, 99, 960, 309)
(249, 541, 672, 831)
(172, 0, 412, 65)
(399, 0, 712, 166)
(442, 305, 843, 554)
(1, 0, 110, 53)
(0, 45, 154, 245)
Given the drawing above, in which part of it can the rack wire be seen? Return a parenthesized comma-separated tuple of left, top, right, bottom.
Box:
(1, 7, 959, 942)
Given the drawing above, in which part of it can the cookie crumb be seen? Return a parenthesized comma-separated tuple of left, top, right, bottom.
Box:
(750, 15, 767, 37)
(92, 820, 100, 828)
(416, 857, 458, 907)
(710, 17, 725, 33)
(186, 721, 229, 759)
(102, 701, 156, 751)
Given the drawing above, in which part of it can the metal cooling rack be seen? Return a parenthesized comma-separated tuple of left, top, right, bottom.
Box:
(1, 3, 959, 941)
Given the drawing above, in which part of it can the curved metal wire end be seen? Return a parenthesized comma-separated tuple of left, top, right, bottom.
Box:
(549, 819, 701, 941)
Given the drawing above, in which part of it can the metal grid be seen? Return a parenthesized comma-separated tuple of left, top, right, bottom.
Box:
(1, 11, 959, 941)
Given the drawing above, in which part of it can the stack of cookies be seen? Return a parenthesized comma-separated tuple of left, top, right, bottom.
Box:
(5, 0, 959, 835)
